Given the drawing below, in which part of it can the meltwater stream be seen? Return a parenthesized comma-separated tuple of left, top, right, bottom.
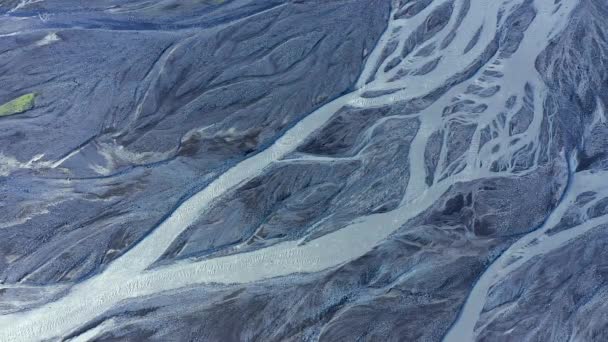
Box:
(0, 0, 582, 340)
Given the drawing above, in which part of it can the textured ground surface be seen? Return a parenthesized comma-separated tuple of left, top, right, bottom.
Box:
(1, 0, 608, 341)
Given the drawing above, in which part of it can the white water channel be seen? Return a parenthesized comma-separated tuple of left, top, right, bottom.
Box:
(443, 166, 608, 341)
(0, 0, 582, 340)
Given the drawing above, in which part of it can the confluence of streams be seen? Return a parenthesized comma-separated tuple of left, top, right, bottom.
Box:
(0, 0, 585, 340)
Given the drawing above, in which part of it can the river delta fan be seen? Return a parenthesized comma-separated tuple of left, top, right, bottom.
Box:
(1, 0, 607, 341)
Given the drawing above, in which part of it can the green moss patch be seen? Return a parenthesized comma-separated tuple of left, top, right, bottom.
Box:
(0, 93, 37, 117)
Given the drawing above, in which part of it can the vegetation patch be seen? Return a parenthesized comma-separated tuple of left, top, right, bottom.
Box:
(0, 93, 37, 117)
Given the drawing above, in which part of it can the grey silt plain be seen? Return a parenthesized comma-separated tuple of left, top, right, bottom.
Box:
(1, 0, 608, 341)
